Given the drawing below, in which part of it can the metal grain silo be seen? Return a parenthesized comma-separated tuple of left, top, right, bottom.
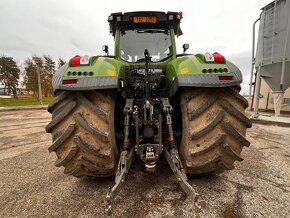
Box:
(251, 0, 290, 117)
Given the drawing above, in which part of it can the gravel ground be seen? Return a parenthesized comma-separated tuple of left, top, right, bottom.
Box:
(0, 109, 289, 218)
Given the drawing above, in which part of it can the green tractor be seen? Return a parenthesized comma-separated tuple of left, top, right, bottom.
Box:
(46, 11, 251, 212)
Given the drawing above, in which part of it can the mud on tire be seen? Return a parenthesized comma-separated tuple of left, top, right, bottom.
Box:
(179, 87, 252, 174)
(46, 90, 119, 177)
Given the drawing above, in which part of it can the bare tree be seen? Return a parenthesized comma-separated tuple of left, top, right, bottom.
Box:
(57, 58, 66, 69)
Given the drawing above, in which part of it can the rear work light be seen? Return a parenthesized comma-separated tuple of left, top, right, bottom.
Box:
(218, 76, 233, 80)
(62, 79, 78, 84)
(80, 55, 90, 65)
(204, 52, 214, 62)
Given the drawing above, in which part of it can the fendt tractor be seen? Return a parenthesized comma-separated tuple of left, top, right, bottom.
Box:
(46, 11, 252, 213)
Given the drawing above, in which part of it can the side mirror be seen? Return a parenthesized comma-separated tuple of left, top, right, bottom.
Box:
(183, 43, 189, 54)
(102, 45, 109, 56)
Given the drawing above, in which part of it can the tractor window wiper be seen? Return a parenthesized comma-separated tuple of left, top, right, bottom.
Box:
(158, 55, 172, 62)
(136, 58, 146, 62)
(136, 55, 172, 63)
(137, 29, 168, 34)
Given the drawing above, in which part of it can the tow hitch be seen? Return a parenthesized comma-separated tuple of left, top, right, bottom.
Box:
(105, 98, 201, 215)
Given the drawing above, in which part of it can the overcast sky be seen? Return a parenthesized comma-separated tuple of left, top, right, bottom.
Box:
(0, 0, 272, 93)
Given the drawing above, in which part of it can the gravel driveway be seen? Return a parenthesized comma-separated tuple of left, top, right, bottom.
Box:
(0, 109, 289, 218)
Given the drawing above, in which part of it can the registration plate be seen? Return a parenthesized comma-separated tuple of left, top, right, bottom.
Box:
(133, 16, 157, 23)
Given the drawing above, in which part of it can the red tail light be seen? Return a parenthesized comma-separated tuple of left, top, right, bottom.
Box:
(70, 55, 81, 65)
(212, 52, 225, 63)
(219, 76, 233, 80)
(62, 79, 78, 84)
(178, 12, 183, 17)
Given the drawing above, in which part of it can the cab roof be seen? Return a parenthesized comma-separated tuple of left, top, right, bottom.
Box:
(108, 11, 183, 37)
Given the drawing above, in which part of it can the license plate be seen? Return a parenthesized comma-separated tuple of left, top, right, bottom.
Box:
(133, 16, 157, 23)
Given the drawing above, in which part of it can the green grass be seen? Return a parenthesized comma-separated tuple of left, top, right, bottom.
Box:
(0, 96, 54, 107)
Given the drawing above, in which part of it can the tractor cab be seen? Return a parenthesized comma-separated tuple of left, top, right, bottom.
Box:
(108, 11, 183, 63)
(106, 12, 184, 99)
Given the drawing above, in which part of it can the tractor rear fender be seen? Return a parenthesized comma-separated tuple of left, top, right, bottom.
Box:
(168, 54, 243, 88)
(52, 56, 120, 93)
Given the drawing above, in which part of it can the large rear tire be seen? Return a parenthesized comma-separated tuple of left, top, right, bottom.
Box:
(179, 87, 252, 174)
(46, 90, 118, 177)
